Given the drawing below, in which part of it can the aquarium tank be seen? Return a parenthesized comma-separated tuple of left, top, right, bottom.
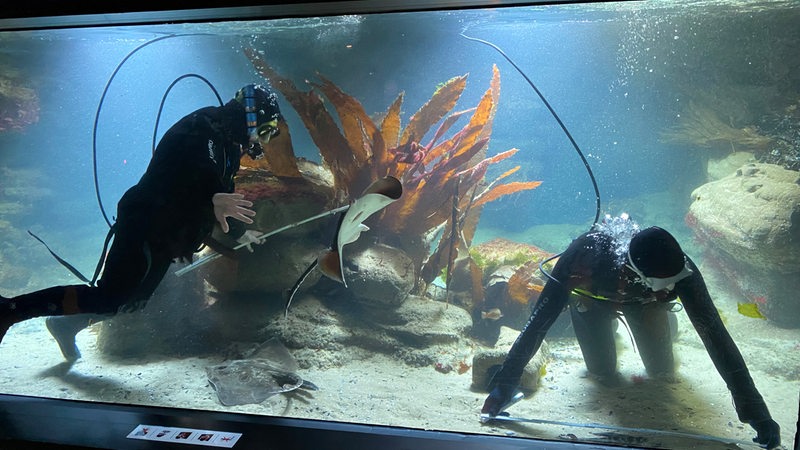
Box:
(0, 1, 798, 449)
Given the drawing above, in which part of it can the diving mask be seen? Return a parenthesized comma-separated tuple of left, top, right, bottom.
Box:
(237, 83, 282, 160)
(627, 251, 693, 292)
(256, 120, 280, 144)
(244, 120, 279, 160)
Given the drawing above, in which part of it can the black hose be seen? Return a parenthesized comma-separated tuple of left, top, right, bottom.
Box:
(92, 33, 214, 227)
(152, 73, 223, 153)
(460, 32, 603, 284)
(460, 32, 601, 226)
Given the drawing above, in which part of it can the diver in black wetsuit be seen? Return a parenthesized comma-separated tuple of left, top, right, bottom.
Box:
(0, 84, 283, 361)
(481, 215, 781, 449)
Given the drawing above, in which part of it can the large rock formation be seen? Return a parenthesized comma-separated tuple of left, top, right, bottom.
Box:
(95, 161, 422, 357)
(262, 294, 474, 370)
(687, 162, 800, 327)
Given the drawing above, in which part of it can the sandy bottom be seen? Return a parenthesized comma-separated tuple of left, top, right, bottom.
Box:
(1, 277, 798, 450)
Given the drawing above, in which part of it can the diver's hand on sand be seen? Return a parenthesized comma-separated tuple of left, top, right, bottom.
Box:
(237, 230, 265, 252)
(213, 193, 256, 233)
(481, 383, 522, 417)
(750, 418, 780, 449)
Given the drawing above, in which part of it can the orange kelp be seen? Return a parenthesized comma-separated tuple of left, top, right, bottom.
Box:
(245, 50, 541, 288)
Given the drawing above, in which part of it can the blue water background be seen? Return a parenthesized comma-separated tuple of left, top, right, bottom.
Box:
(0, 1, 792, 276)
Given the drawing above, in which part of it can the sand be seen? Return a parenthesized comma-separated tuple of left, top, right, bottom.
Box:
(1, 266, 798, 450)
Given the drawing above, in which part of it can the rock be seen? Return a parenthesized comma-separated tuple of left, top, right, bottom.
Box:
(468, 239, 555, 345)
(198, 238, 325, 295)
(263, 294, 473, 369)
(96, 270, 277, 358)
(369, 295, 471, 345)
(343, 243, 416, 309)
(346, 295, 472, 365)
(471, 238, 552, 280)
(687, 163, 800, 327)
(472, 326, 550, 393)
(261, 295, 357, 369)
(707, 152, 756, 181)
(232, 162, 334, 240)
(198, 160, 336, 295)
(471, 265, 521, 345)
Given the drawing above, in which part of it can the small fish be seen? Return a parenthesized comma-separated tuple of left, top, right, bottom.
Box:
(481, 308, 503, 320)
(737, 302, 766, 319)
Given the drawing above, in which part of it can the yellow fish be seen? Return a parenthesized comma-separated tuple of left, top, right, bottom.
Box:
(737, 302, 766, 319)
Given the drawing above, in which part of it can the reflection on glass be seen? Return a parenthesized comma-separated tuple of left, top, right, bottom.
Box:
(0, 2, 798, 449)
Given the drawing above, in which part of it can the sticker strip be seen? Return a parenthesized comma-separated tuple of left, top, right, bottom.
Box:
(127, 424, 242, 447)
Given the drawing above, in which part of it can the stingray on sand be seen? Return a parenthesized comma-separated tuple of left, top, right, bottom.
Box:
(206, 338, 318, 406)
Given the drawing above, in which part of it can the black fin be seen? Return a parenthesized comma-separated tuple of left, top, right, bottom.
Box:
(28, 230, 90, 284)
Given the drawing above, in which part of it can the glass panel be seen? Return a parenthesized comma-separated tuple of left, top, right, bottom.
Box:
(1, 2, 797, 449)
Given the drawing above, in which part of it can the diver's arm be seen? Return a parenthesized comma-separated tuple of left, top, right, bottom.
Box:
(677, 258, 780, 448)
(481, 243, 578, 416)
(497, 281, 570, 381)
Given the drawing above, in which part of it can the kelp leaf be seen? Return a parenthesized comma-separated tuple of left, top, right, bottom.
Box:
(477, 65, 501, 143)
(428, 82, 496, 180)
(508, 261, 543, 305)
(459, 191, 483, 248)
(312, 74, 374, 166)
(388, 128, 490, 237)
(427, 135, 491, 187)
(473, 181, 543, 208)
(376, 93, 404, 176)
(422, 108, 476, 165)
(245, 49, 358, 197)
(380, 93, 404, 150)
(494, 166, 520, 183)
(456, 148, 519, 183)
(400, 75, 468, 146)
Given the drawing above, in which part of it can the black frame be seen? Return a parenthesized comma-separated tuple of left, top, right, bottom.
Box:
(0, 1, 798, 449)
(1, 393, 639, 449)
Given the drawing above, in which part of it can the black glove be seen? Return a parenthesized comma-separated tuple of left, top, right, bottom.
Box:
(750, 418, 780, 449)
(481, 382, 522, 417)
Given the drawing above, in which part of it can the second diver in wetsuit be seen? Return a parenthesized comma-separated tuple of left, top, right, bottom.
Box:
(481, 215, 781, 449)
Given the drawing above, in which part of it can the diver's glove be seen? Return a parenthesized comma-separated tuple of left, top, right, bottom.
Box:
(750, 418, 780, 449)
(481, 383, 523, 418)
(236, 229, 266, 252)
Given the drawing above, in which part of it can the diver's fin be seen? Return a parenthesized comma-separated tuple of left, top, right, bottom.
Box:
(45, 314, 107, 362)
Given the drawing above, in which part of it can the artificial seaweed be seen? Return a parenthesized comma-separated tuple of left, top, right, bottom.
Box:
(244, 49, 542, 290)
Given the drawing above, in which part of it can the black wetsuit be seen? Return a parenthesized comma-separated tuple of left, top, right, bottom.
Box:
(486, 229, 777, 439)
(3, 99, 248, 320)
